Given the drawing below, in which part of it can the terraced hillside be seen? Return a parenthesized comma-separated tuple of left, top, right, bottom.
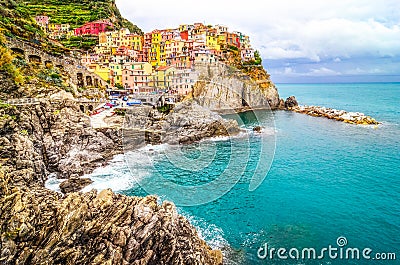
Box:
(19, 0, 142, 33)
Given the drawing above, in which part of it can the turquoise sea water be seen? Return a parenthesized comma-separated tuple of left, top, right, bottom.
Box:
(85, 83, 400, 264)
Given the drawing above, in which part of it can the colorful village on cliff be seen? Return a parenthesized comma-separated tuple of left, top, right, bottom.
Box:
(35, 16, 259, 97)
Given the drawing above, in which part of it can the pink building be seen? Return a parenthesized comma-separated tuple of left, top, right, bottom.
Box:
(162, 31, 175, 42)
(122, 68, 152, 90)
(35, 15, 49, 28)
(74, 20, 113, 36)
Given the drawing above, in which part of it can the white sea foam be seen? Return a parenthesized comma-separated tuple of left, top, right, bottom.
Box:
(81, 151, 152, 193)
(179, 210, 229, 250)
(44, 173, 65, 193)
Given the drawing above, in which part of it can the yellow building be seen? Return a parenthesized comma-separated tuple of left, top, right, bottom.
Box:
(206, 32, 220, 51)
(154, 66, 176, 89)
(87, 64, 110, 82)
(48, 24, 59, 32)
(151, 30, 161, 44)
(109, 63, 124, 85)
(217, 34, 227, 50)
(111, 46, 118, 55)
(129, 34, 143, 51)
(98, 32, 108, 46)
(150, 43, 160, 67)
(149, 30, 163, 67)
(179, 24, 188, 32)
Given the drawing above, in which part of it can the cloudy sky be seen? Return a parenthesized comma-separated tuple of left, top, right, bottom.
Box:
(116, 0, 400, 83)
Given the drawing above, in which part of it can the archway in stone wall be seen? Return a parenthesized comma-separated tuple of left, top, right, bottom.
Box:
(88, 105, 94, 112)
(28, 54, 42, 64)
(80, 105, 85, 113)
(77, 73, 84, 88)
(94, 78, 99, 88)
(11, 47, 25, 59)
(86, 76, 93, 87)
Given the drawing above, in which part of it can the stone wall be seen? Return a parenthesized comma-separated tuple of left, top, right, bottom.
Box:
(5, 37, 109, 89)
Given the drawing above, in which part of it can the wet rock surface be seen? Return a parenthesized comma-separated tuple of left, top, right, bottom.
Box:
(123, 101, 243, 148)
(289, 104, 380, 125)
(0, 100, 224, 264)
(0, 101, 122, 187)
(284, 96, 298, 109)
(0, 175, 223, 265)
(59, 177, 93, 193)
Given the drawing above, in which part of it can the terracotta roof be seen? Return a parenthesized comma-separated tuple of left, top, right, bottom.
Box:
(156, 66, 173, 71)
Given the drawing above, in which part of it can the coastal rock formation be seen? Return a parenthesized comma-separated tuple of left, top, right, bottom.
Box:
(123, 101, 242, 148)
(0, 173, 222, 265)
(59, 177, 94, 193)
(284, 96, 298, 109)
(289, 105, 380, 125)
(192, 62, 280, 112)
(0, 101, 122, 187)
(163, 101, 242, 144)
(0, 100, 224, 264)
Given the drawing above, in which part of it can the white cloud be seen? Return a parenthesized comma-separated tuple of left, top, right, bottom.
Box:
(284, 67, 294, 74)
(308, 67, 340, 76)
(273, 67, 340, 77)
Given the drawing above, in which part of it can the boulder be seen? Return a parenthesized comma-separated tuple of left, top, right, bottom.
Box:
(285, 96, 298, 109)
(59, 177, 94, 193)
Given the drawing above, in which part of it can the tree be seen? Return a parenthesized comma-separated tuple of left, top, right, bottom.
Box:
(254, 50, 262, 65)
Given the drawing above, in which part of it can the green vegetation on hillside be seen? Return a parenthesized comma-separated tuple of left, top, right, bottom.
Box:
(0, 33, 24, 84)
(0, 0, 46, 40)
(0, 0, 142, 52)
(17, 0, 142, 34)
(62, 36, 98, 50)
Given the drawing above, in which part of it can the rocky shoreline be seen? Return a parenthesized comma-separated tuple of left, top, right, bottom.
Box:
(0, 175, 223, 264)
(290, 105, 380, 125)
(0, 99, 230, 264)
(284, 96, 380, 125)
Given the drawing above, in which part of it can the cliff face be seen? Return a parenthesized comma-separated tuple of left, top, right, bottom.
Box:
(0, 100, 121, 185)
(123, 100, 242, 148)
(192, 62, 281, 113)
(0, 99, 223, 264)
(0, 176, 222, 264)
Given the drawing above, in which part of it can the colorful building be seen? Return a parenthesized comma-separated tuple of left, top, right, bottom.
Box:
(206, 30, 220, 51)
(109, 62, 124, 86)
(171, 68, 198, 96)
(225, 32, 240, 48)
(35, 16, 49, 29)
(82, 21, 258, 89)
(47, 23, 70, 39)
(87, 64, 111, 82)
(154, 66, 176, 89)
(74, 20, 113, 36)
(241, 48, 255, 61)
(122, 62, 153, 90)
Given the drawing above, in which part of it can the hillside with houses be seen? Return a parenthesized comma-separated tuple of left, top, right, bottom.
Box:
(35, 15, 266, 98)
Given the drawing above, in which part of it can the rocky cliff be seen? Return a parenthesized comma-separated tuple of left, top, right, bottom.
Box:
(123, 100, 242, 148)
(0, 99, 225, 264)
(0, 173, 222, 264)
(0, 100, 121, 185)
(191, 62, 282, 113)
